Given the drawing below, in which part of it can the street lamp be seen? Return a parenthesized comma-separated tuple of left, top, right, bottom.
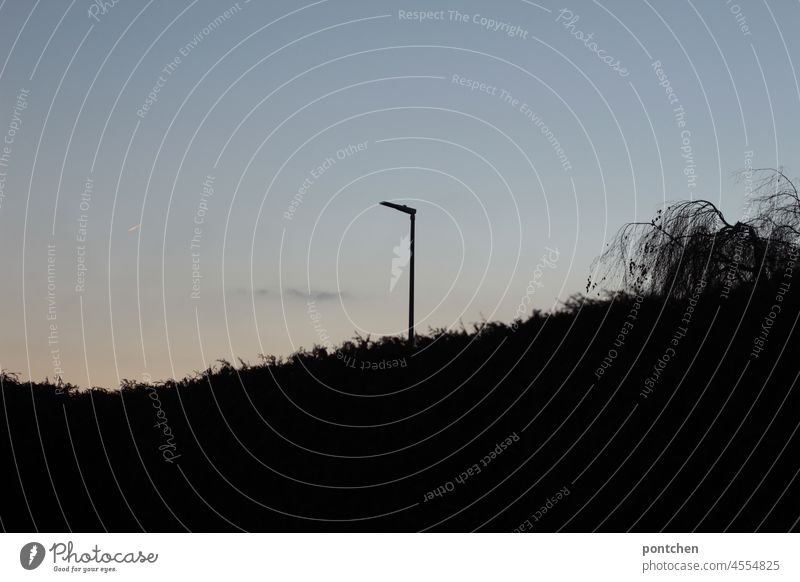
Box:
(380, 201, 417, 346)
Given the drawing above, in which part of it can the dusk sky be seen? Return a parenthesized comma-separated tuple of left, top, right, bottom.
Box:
(1, 0, 798, 387)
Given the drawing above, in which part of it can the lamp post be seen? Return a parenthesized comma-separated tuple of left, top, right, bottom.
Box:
(380, 201, 416, 346)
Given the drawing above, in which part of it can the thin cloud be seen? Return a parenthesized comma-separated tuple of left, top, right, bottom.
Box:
(285, 287, 350, 301)
(234, 287, 349, 301)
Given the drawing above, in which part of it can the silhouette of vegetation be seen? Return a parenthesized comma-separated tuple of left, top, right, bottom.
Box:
(1, 170, 799, 532)
(591, 169, 800, 298)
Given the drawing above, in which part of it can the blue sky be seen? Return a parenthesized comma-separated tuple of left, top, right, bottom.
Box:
(0, 0, 798, 386)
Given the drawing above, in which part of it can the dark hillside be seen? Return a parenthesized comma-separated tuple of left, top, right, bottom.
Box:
(2, 284, 799, 531)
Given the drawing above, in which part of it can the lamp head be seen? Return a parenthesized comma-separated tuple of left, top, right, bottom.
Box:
(380, 201, 416, 215)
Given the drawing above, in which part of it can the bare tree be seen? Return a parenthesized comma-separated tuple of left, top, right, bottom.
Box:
(589, 169, 799, 299)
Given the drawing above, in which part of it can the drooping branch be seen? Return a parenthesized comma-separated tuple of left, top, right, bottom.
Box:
(590, 169, 800, 298)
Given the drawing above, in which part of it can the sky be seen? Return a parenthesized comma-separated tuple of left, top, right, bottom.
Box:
(0, 0, 798, 388)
